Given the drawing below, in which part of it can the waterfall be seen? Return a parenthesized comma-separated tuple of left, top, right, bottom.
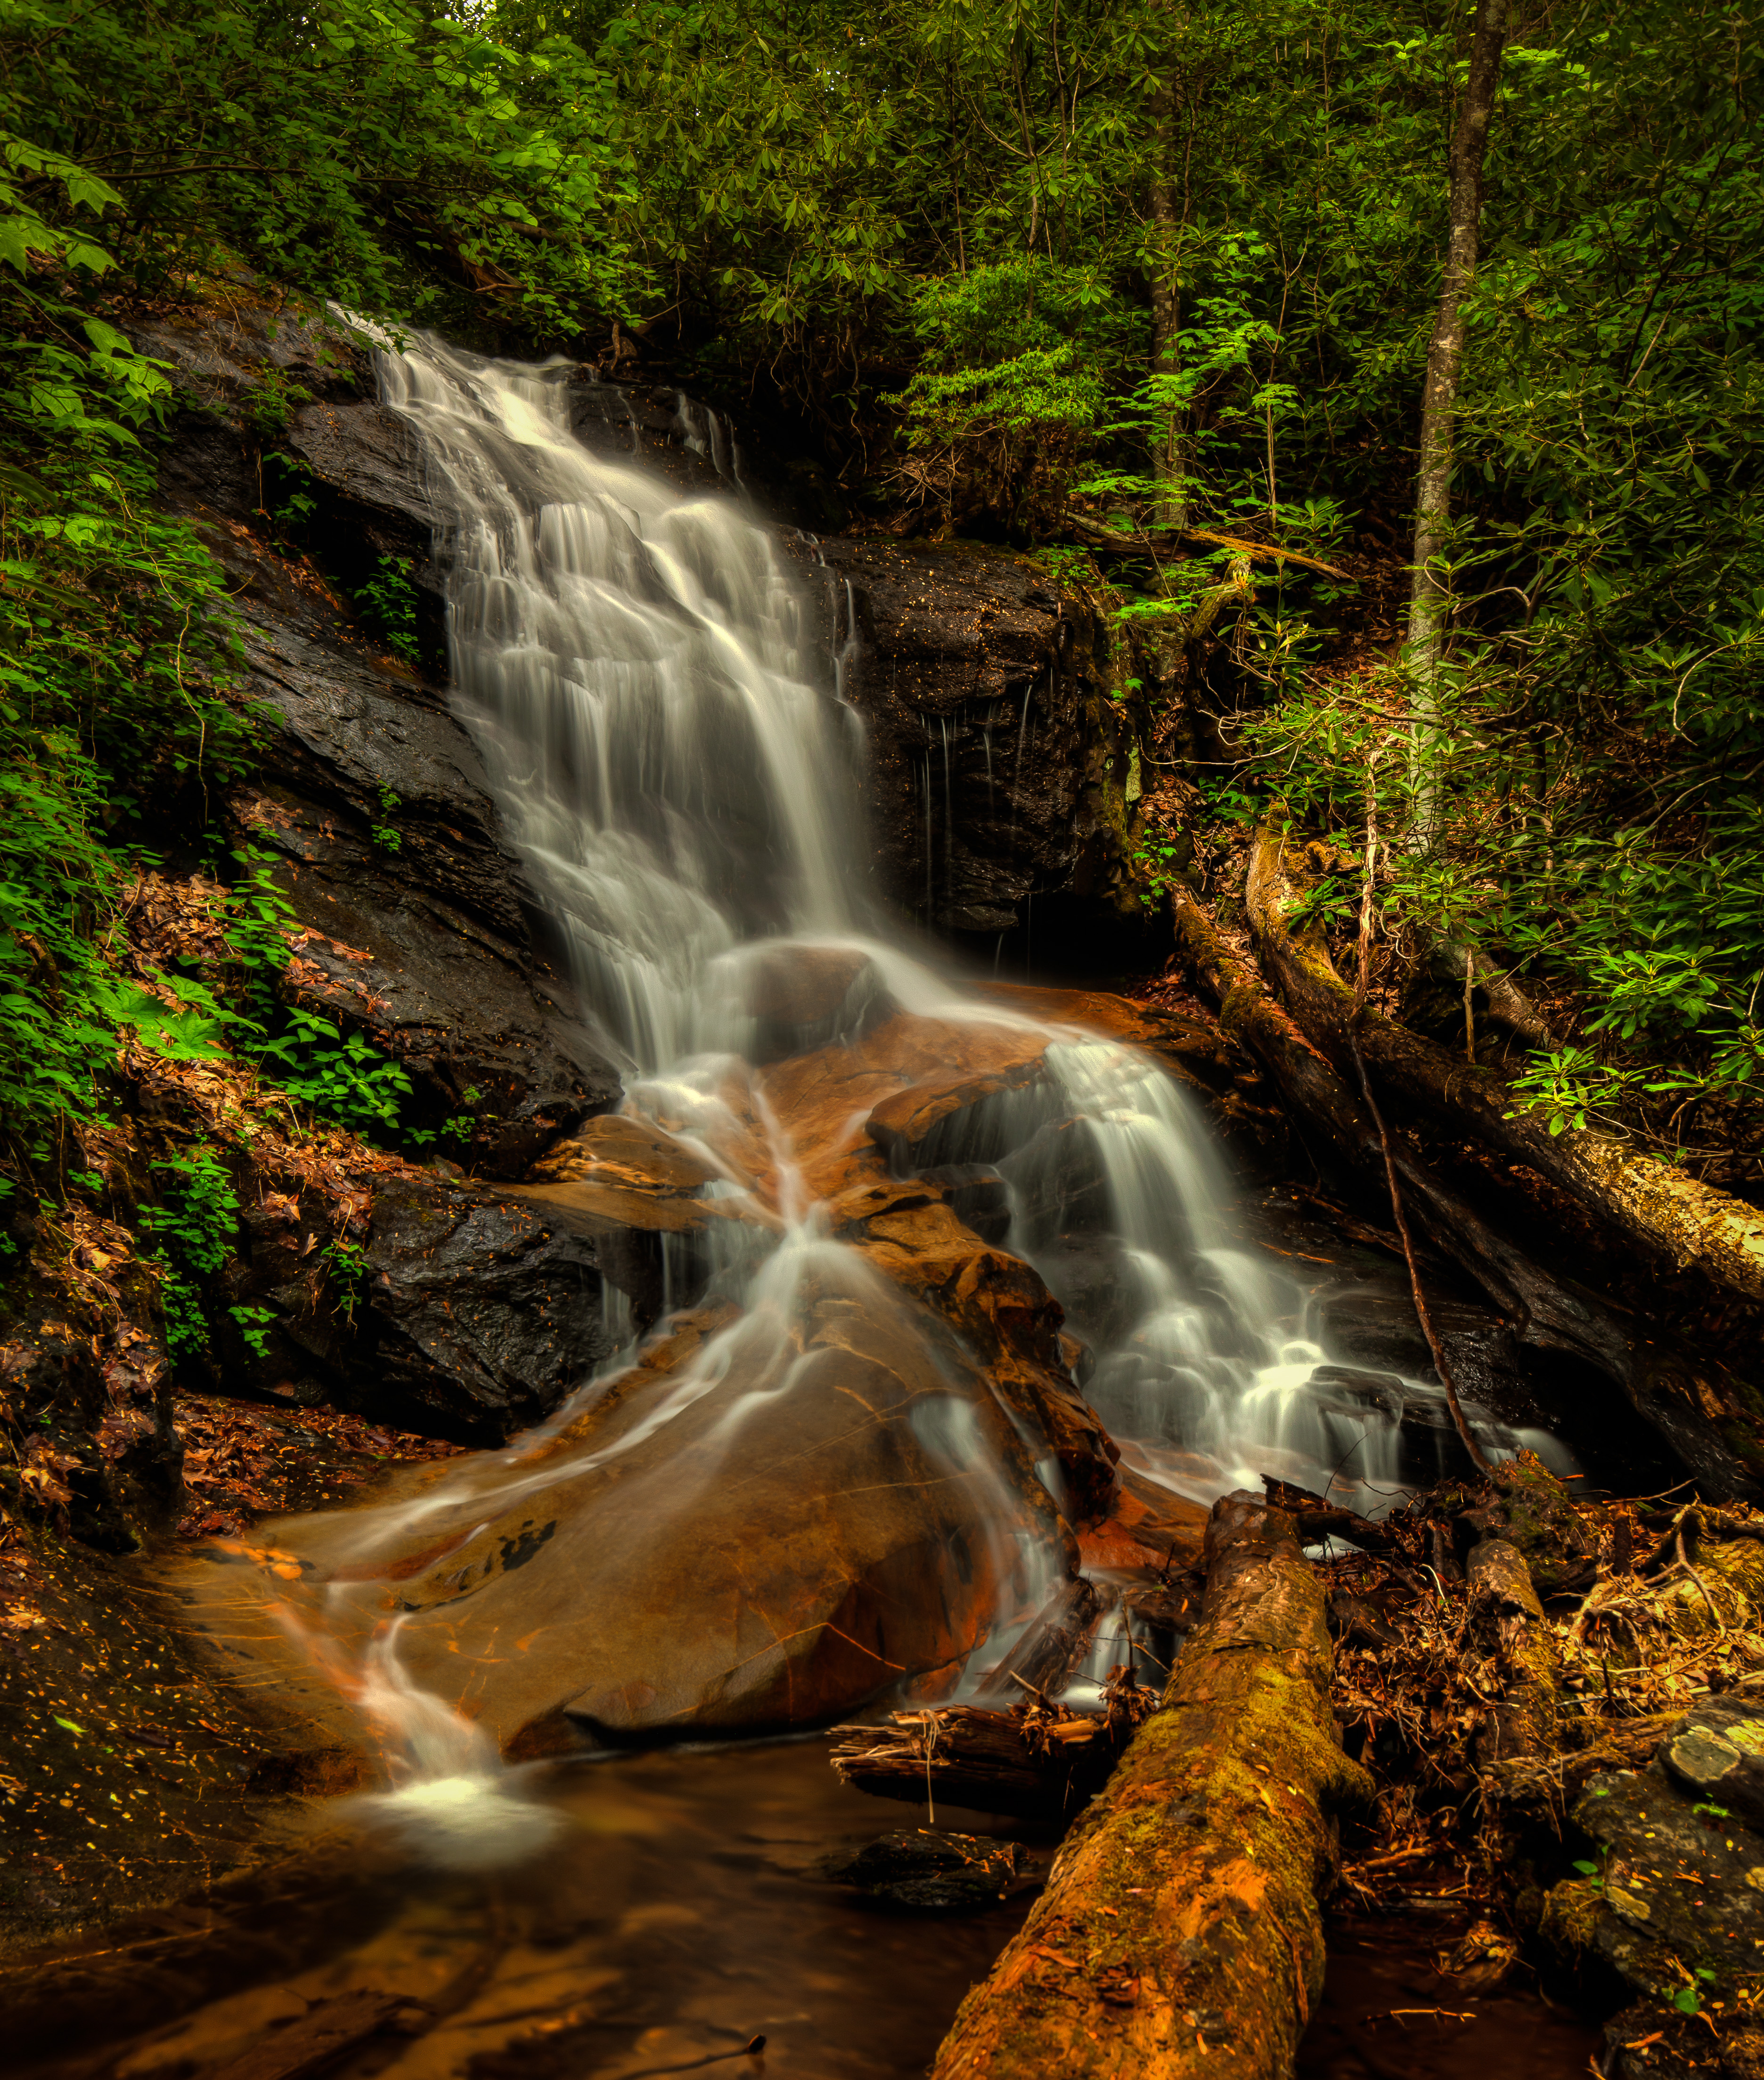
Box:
(301, 334, 1574, 1857)
(371, 332, 1574, 1513)
(376, 338, 864, 1071)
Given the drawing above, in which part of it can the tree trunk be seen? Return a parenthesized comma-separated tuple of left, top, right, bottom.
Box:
(1406, 0, 1509, 843)
(930, 1493, 1371, 2080)
(1147, 81, 1189, 533)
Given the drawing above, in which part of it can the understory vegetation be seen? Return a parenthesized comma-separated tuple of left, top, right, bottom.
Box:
(1, 0, 1760, 1196)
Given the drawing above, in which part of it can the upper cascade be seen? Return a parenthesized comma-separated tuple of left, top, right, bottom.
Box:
(378, 336, 867, 1072)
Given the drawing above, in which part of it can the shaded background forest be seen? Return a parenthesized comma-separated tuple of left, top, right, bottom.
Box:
(3, 0, 1761, 1191)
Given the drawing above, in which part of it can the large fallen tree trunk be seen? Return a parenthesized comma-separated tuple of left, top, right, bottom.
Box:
(1170, 880, 1759, 1498)
(1246, 825, 1764, 1312)
(1170, 883, 1628, 1371)
(929, 1492, 1371, 2080)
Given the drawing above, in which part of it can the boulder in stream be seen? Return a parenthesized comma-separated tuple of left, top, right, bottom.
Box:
(303, 1248, 1072, 1750)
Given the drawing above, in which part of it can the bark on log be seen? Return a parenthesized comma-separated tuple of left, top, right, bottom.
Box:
(1246, 826, 1764, 1314)
(930, 1492, 1372, 2080)
(829, 1700, 1135, 1825)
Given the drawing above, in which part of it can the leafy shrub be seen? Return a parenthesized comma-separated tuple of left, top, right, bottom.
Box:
(139, 1146, 270, 1360)
(894, 262, 1129, 534)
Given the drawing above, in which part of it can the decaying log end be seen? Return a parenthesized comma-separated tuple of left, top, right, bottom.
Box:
(930, 1491, 1373, 2080)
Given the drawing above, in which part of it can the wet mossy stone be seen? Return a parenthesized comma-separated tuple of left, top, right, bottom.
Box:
(1457, 1452, 1598, 1595)
(1661, 1697, 1764, 1834)
(1573, 1762, 1764, 2003)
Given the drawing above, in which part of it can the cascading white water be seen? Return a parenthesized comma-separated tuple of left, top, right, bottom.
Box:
(309, 332, 1575, 1858)
(373, 329, 1572, 1515)
(377, 337, 864, 1071)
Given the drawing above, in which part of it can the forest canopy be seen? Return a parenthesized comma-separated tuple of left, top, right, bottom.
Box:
(1, 0, 1761, 1185)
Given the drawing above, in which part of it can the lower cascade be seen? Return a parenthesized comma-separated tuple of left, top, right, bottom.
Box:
(232, 335, 1577, 1856)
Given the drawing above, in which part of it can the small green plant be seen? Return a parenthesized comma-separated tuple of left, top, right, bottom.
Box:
(138, 1146, 241, 1359)
(1125, 829, 1193, 912)
(1572, 1847, 1612, 1894)
(1673, 1965, 1719, 2016)
(241, 371, 312, 444)
(229, 1302, 277, 1358)
(370, 785, 402, 852)
(224, 849, 417, 1139)
(353, 555, 420, 663)
(319, 1235, 370, 1325)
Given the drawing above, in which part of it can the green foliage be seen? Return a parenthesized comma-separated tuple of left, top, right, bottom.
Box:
(5, 0, 644, 334)
(894, 261, 1141, 531)
(222, 851, 417, 1139)
(139, 1146, 247, 1359)
(354, 559, 420, 665)
(320, 1236, 370, 1325)
(370, 786, 405, 852)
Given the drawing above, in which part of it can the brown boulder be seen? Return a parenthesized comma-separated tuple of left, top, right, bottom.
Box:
(302, 1247, 1073, 1751)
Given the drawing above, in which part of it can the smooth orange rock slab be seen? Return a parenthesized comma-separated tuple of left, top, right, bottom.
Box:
(832, 1183, 1119, 1524)
(1077, 1481, 1206, 1575)
(761, 1008, 1050, 1199)
(529, 1110, 722, 1190)
(293, 1250, 1072, 1752)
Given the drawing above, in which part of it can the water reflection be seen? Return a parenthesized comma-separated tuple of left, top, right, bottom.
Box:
(76, 1739, 1033, 2080)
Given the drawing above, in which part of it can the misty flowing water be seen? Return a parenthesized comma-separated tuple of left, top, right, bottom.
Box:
(374, 331, 1564, 1494)
(244, 332, 1577, 1884)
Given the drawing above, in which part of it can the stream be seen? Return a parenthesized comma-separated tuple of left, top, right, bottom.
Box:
(8, 337, 1605, 2077)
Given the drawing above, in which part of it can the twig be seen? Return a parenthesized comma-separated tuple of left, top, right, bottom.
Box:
(1348, 1034, 1494, 1475)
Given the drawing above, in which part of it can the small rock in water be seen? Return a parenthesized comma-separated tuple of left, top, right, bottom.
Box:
(359, 1772, 565, 1871)
(821, 1829, 1024, 1911)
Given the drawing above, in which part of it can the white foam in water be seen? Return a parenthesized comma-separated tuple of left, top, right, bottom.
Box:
(284, 325, 1577, 1832)
(348, 1621, 566, 1870)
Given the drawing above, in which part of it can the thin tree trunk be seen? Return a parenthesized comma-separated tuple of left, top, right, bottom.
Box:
(1407, 0, 1509, 845)
(1148, 79, 1191, 532)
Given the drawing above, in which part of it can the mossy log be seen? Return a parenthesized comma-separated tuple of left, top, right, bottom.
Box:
(1467, 1536, 1560, 1761)
(1245, 825, 1764, 1314)
(930, 1492, 1372, 2080)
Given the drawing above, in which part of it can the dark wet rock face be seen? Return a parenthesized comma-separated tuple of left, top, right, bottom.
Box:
(0, 1312, 181, 1551)
(353, 1179, 614, 1439)
(801, 540, 1158, 970)
(138, 301, 622, 1176)
(1565, 1714, 1764, 2049)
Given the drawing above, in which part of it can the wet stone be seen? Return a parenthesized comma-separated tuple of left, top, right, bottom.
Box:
(821, 1830, 1025, 1912)
(1661, 1697, 1764, 1835)
(1573, 1762, 1764, 2002)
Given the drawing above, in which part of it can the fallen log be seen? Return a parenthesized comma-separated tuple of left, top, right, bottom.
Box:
(929, 1491, 1372, 2080)
(1169, 882, 1631, 1377)
(1170, 877, 1756, 1498)
(1245, 824, 1764, 1315)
